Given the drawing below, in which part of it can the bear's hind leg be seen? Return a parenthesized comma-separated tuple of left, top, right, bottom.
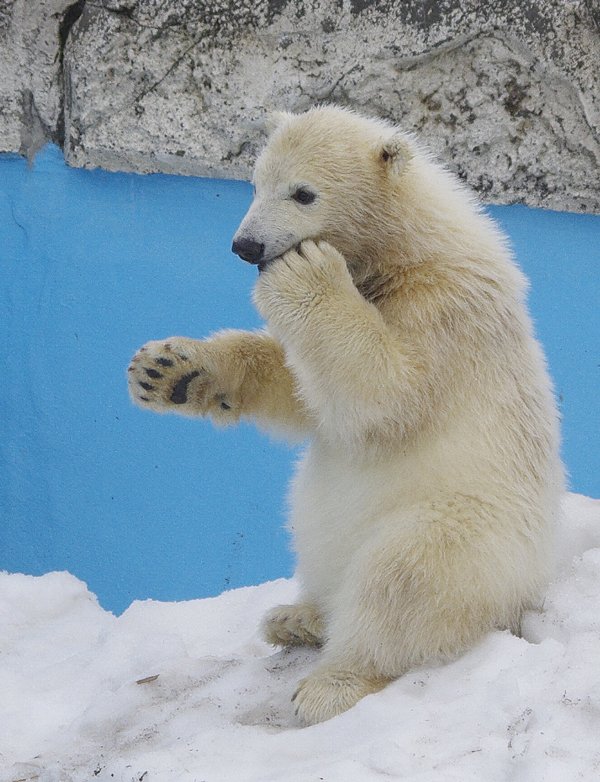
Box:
(262, 602, 325, 647)
(292, 501, 530, 724)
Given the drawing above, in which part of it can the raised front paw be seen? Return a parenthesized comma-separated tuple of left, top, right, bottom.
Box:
(128, 337, 233, 416)
(253, 240, 354, 327)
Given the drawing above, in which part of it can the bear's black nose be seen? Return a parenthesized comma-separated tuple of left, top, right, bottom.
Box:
(232, 238, 265, 264)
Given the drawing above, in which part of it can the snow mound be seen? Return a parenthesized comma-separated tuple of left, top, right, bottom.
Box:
(1, 493, 599, 782)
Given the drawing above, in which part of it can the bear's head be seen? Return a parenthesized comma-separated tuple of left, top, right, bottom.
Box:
(232, 106, 413, 277)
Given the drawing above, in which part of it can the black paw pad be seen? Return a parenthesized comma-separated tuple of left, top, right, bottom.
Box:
(139, 381, 155, 391)
(155, 357, 174, 367)
(170, 371, 200, 404)
(145, 368, 163, 379)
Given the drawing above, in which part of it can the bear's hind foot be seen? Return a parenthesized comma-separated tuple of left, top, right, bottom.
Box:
(292, 667, 389, 725)
(262, 603, 324, 648)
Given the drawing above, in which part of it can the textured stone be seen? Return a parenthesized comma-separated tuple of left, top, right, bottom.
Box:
(2, 1, 600, 212)
(0, 0, 79, 160)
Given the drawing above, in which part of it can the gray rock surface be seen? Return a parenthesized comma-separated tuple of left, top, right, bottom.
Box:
(0, 0, 78, 160)
(2, 0, 600, 212)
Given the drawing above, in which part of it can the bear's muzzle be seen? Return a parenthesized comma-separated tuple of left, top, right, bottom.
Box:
(232, 238, 265, 265)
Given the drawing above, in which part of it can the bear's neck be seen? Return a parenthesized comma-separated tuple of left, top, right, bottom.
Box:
(355, 269, 403, 305)
(349, 236, 415, 306)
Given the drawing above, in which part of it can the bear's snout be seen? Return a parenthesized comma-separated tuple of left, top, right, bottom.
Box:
(232, 238, 265, 265)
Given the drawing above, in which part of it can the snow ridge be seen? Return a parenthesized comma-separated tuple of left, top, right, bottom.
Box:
(1, 493, 599, 781)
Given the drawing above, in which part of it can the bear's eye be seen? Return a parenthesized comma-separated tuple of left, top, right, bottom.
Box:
(291, 187, 316, 205)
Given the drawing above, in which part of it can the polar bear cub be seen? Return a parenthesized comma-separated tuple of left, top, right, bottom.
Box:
(129, 106, 563, 725)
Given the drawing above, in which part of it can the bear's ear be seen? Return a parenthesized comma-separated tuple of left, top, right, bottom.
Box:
(376, 134, 413, 176)
(264, 111, 295, 136)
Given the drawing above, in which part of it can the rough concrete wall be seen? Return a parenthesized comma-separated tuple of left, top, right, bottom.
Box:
(0, 0, 75, 159)
(2, 0, 600, 212)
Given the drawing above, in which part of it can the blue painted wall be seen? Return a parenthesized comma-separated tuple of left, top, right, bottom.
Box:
(1, 145, 599, 614)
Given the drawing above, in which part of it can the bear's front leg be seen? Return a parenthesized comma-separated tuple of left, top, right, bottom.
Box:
(128, 336, 238, 419)
(253, 239, 355, 329)
(128, 331, 312, 434)
(253, 240, 418, 440)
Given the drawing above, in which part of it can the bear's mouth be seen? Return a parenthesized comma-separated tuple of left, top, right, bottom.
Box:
(232, 242, 297, 273)
(256, 241, 308, 273)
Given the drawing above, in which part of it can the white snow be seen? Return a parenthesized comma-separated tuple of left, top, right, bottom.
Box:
(1, 493, 600, 782)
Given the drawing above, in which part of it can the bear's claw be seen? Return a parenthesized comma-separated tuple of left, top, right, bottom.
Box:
(292, 669, 388, 725)
(262, 603, 324, 648)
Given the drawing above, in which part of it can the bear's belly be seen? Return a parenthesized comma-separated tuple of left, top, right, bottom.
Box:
(288, 441, 419, 606)
(286, 420, 557, 613)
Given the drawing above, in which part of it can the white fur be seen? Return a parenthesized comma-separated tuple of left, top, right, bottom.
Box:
(130, 106, 563, 725)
